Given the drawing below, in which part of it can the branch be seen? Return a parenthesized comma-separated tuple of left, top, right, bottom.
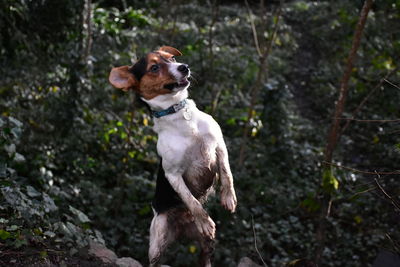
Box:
(386, 233, 400, 255)
(238, 1, 282, 166)
(262, 4, 282, 60)
(341, 66, 399, 134)
(386, 129, 400, 135)
(251, 216, 268, 267)
(384, 79, 400, 91)
(83, 0, 92, 62)
(324, 0, 373, 163)
(374, 171, 400, 213)
(245, 0, 263, 58)
(322, 161, 400, 175)
(208, 0, 220, 115)
(337, 118, 400, 123)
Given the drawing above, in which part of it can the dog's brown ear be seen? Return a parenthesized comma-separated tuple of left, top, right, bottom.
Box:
(109, 66, 138, 92)
(159, 46, 182, 56)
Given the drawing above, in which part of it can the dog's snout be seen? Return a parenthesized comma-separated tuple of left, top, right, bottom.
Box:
(177, 64, 189, 74)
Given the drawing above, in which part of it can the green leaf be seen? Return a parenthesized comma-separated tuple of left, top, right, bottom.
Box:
(39, 250, 48, 258)
(301, 194, 320, 212)
(14, 238, 28, 248)
(322, 168, 339, 193)
(226, 118, 236, 125)
(0, 229, 11, 240)
(6, 225, 18, 231)
(188, 244, 197, 254)
(138, 205, 151, 216)
(354, 215, 363, 224)
(395, 143, 400, 152)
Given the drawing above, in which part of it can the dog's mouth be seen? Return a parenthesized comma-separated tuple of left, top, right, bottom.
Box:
(164, 78, 190, 90)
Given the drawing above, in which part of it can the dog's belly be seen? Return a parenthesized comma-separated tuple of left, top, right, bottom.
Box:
(183, 163, 217, 200)
(152, 137, 217, 213)
(152, 161, 217, 214)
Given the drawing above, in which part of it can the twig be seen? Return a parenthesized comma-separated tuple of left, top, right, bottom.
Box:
(341, 67, 399, 134)
(385, 129, 400, 135)
(251, 215, 268, 267)
(384, 79, 400, 91)
(386, 233, 400, 254)
(208, 0, 221, 115)
(337, 118, 400, 123)
(83, 0, 92, 62)
(322, 161, 400, 175)
(238, 0, 282, 166)
(350, 187, 375, 197)
(263, 4, 282, 61)
(245, 0, 262, 58)
(374, 171, 400, 212)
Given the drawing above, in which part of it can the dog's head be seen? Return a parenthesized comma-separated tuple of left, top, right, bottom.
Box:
(109, 46, 190, 100)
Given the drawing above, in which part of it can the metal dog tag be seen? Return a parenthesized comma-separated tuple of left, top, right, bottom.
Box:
(183, 108, 192, 121)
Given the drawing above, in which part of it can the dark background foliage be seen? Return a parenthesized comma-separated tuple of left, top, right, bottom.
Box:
(0, 0, 399, 266)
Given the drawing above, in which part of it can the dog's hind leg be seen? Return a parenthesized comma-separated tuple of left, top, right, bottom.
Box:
(185, 219, 215, 267)
(149, 213, 174, 266)
(199, 237, 214, 267)
(163, 170, 216, 239)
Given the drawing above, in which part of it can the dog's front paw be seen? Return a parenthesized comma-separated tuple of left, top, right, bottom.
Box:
(221, 189, 237, 213)
(195, 213, 216, 239)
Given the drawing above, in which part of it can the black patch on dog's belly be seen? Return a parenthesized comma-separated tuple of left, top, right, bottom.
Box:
(152, 159, 183, 213)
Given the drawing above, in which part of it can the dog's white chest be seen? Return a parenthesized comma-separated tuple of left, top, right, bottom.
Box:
(154, 107, 221, 169)
(156, 115, 199, 159)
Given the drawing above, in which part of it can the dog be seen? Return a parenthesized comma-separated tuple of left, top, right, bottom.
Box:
(109, 46, 237, 267)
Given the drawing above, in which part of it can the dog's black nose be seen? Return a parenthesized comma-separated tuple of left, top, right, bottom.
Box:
(177, 64, 189, 74)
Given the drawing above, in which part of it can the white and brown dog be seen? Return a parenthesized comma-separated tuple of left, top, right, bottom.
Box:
(109, 46, 237, 266)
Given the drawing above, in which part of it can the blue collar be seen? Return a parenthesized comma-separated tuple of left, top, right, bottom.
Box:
(152, 99, 188, 118)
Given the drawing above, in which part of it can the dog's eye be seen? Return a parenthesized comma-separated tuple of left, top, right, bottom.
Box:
(150, 64, 159, 72)
(170, 56, 176, 62)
